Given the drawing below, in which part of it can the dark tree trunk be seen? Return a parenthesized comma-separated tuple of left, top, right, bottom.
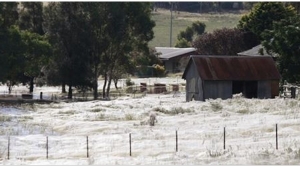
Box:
(62, 82, 66, 93)
(93, 79, 98, 100)
(29, 77, 34, 93)
(93, 67, 98, 100)
(114, 78, 118, 90)
(68, 84, 72, 99)
(106, 75, 112, 98)
(102, 73, 107, 98)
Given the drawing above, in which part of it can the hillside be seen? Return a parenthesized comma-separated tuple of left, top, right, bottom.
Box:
(149, 8, 246, 48)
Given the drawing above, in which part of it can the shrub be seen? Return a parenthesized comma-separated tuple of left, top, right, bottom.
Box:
(126, 78, 135, 86)
(210, 102, 223, 112)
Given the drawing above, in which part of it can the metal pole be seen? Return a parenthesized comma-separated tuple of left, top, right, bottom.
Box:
(176, 130, 178, 152)
(87, 136, 89, 158)
(224, 127, 226, 150)
(7, 136, 10, 160)
(46, 136, 48, 159)
(170, 2, 173, 47)
(129, 133, 132, 156)
(276, 124, 278, 150)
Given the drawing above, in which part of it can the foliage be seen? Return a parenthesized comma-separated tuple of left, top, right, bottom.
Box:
(125, 78, 135, 86)
(193, 28, 248, 55)
(152, 64, 166, 77)
(237, 2, 296, 39)
(262, 15, 300, 84)
(43, 2, 93, 99)
(175, 21, 206, 48)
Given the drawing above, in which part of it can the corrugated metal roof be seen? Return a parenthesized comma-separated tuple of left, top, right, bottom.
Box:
(237, 44, 273, 57)
(182, 55, 281, 81)
(155, 47, 196, 60)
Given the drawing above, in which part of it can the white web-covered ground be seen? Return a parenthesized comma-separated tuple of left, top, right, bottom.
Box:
(0, 78, 300, 165)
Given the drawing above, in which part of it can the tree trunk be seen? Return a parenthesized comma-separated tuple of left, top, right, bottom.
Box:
(113, 78, 118, 90)
(29, 77, 34, 93)
(68, 84, 72, 99)
(93, 67, 98, 100)
(102, 73, 107, 98)
(106, 75, 112, 98)
(93, 79, 98, 100)
(62, 82, 66, 93)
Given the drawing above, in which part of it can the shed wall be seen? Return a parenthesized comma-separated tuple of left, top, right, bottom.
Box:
(185, 62, 203, 101)
(203, 81, 232, 100)
(257, 81, 271, 99)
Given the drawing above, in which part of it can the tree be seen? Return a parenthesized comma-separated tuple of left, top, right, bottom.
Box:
(0, 2, 26, 93)
(43, 2, 92, 99)
(175, 21, 206, 48)
(18, 2, 50, 93)
(101, 2, 155, 98)
(193, 28, 248, 55)
(237, 2, 296, 40)
(262, 16, 300, 84)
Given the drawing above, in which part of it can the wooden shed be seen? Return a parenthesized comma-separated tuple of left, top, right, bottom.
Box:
(182, 55, 281, 102)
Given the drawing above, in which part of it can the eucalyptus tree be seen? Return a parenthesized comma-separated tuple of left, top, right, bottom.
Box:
(18, 2, 51, 93)
(43, 2, 92, 99)
(82, 2, 155, 99)
(101, 2, 155, 98)
(0, 2, 25, 92)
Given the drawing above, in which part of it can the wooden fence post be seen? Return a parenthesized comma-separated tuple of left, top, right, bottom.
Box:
(224, 127, 226, 150)
(7, 136, 10, 160)
(46, 136, 48, 159)
(129, 133, 132, 156)
(276, 124, 278, 150)
(176, 130, 178, 152)
(87, 136, 89, 158)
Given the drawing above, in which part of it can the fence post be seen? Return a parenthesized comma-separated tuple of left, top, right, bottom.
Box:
(87, 136, 89, 158)
(224, 127, 226, 150)
(46, 136, 48, 159)
(276, 124, 278, 150)
(7, 136, 10, 160)
(176, 130, 178, 152)
(129, 133, 132, 156)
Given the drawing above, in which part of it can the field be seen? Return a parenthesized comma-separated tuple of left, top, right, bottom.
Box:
(0, 77, 300, 165)
(149, 8, 245, 47)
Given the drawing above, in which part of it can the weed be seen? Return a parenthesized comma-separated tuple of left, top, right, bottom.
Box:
(58, 110, 76, 115)
(237, 108, 249, 114)
(0, 115, 12, 122)
(94, 113, 106, 121)
(210, 102, 223, 112)
(124, 113, 135, 121)
(153, 107, 192, 115)
(289, 100, 298, 108)
(90, 108, 105, 112)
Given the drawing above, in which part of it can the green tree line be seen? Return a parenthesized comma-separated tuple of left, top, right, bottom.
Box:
(0, 2, 156, 99)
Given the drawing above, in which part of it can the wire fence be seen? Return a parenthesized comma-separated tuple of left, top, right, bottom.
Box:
(0, 123, 299, 161)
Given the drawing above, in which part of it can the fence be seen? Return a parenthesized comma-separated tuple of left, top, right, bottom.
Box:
(0, 123, 297, 162)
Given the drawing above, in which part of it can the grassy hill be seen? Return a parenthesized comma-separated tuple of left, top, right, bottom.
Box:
(149, 8, 246, 48)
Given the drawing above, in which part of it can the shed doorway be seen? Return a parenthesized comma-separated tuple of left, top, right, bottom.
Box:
(232, 81, 258, 98)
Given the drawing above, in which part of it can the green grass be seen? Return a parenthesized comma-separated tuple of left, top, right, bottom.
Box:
(149, 9, 244, 47)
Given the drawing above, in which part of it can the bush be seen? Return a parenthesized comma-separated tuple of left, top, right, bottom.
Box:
(126, 77, 135, 86)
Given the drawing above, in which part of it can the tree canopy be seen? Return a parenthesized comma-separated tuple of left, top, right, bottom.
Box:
(237, 2, 296, 39)
(262, 15, 300, 84)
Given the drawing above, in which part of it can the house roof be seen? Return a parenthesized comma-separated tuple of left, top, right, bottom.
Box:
(237, 44, 273, 57)
(182, 55, 281, 81)
(155, 47, 196, 60)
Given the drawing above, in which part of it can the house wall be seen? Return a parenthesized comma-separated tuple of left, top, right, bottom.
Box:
(257, 81, 271, 99)
(203, 81, 232, 100)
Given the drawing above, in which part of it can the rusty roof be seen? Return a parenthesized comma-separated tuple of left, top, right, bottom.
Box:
(182, 55, 281, 81)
